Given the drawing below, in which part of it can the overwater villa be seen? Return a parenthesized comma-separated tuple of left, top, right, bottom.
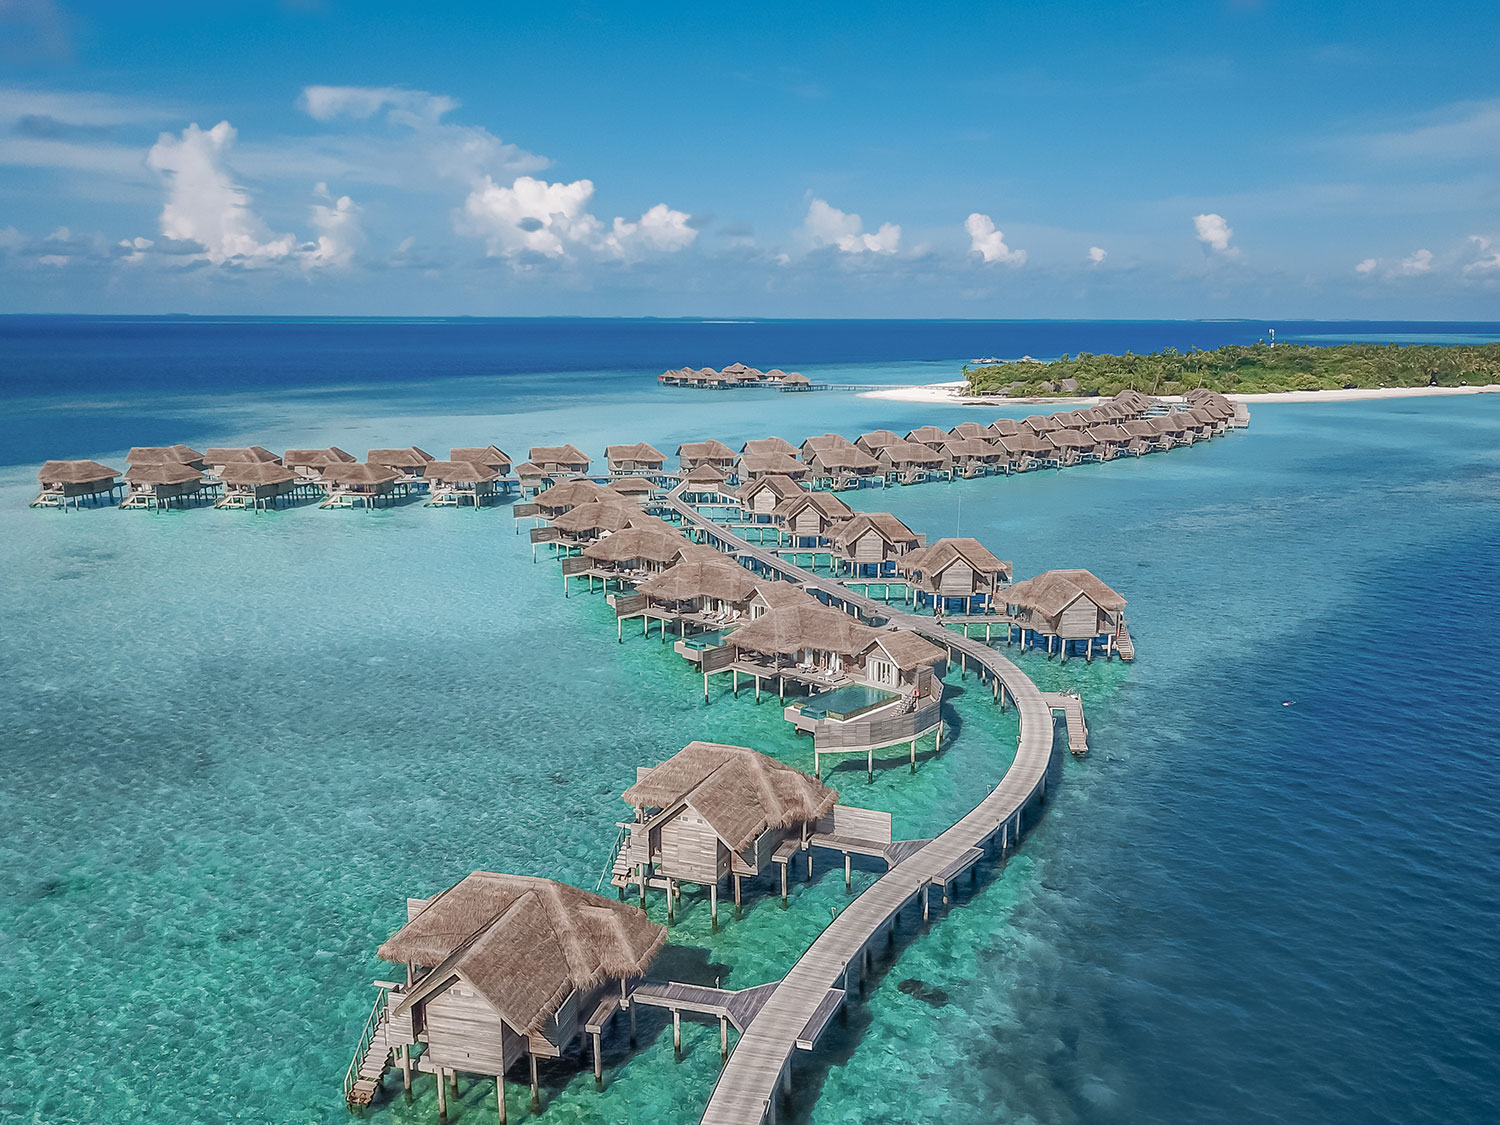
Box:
(739, 437, 798, 457)
(1004, 568, 1130, 661)
(351, 872, 665, 1113)
(1051, 411, 1091, 431)
(771, 491, 854, 547)
(127, 444, 208, 472)
(513, 461, 549, 494)
(636, 554, 759, 628)
(528, 444, 591, 476)
(550, 499, 638, 546)
(854, 430, 901, 456)
(423, 461, 505, 507)
(368, 447, 435, 484)
(284, 446, 356, 480)
(318, 462, 403, 508)
(675, 440, 737, 474)
(941, 437, 1004, 477)
(798, 433, 858, 462)
(878, 440, 949, 485)
(605, 476, 657, 501)
(535, 479, 612, 519)
(32, 460, 123, 508)
(899, 537, 1013, 614)
(831, 512, 924, 577)
(203, 446, 280, 478)
(122, 462, 213, 509)
(579, 522, 697, 583)
(1113, 388, 1154, 416)
(605, 443, 667, 476)
(1024, 414, 1061, 435)
(803, 445, 883, 490)
(1044, 429, 1099, 466)
(739, 474, 808, 520)
(1000, 432, 1057, 470)
(678, 464, 733, 502)
(903, 425, 950, 450)
(451, 446, 514, 475)
(948, 422, 991, 440)
(1119, 419, 1166, 451)
(1086, 424, 1136, 459)
(738, 451, 808, 481)
(612, 741, 838, 919)
(723, 601, 880, 692)
(217, 461, 303, 509)
(987, 418, 1023, 438)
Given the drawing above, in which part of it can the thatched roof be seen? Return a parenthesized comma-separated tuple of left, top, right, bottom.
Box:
(1087, 424, 1131, 442)
(205, 446, 280, 465)
(451, 446, 513, 471)
(739, 451, 807, 477)
(368, 446, 435, 468)
(987, 419, 1023, 436)
(861, 630, 948, 671)
(37, 460, 119, 485)
(904, 426, 949, 446)
(1052, 411, 1092, 430)
(638, 555, 757, 603)
(529, 444, 590, 465)
(321, 462, 400, 485)
(948, 422, 990, 439)
(682, 464, 728, 485)
(1046, 430, 1094, 450)
(730, 602, 878, 657)
(581, 524, 689, 564)
(801, 433, 857, 454)
(126, 444, 205, 465)
(1024, 415, 1060, 433)
(219, 461, 297, 487)
(738, 474, 805, 504)
(284, 447, 355, 468)
(833, 512, 920, 551)
(606, 476, 655, 497)
(781, 372, 811, 384)
(942, 438, 999, 459)
(1006, 569, 1126, 615)
(1120, 420, 1158, 439)
(809, 446, 882, 473)
(773, 491, 853, 523)
(903, 537, 1010, 580)
(1000, 432, 1053, 456)
(624, 742, 837, 852)
(856, 430, 901, 451)
(740, 437, 797, 456)
(425, 460, 501, 484)
(514, 461, 547, 478)
(606, 442, 666, 463)
(881, 439, 947, 466)
(537, 479, 612, 511)
(749, 581, 816, 610)
(380, 872, 665, 1034)
(676, 440, 736, 461)
(124, 462, 204, 486)
(551, 500, 637, 534)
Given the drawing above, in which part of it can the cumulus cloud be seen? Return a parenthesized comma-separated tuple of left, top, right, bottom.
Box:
(460, 175, 696, 262)
(146, 121, 296, 266)
(1193, 212, 1235, 254)
(804, 199, 900, 254)
(1399, 248, 1433, 275)
(304, 182, 362, 269)
(1466, 235, 1500, 274)
(1355, 257, 1377, 275)
(1088, 246, 1107, 265)
(963, 213, 1025, 265)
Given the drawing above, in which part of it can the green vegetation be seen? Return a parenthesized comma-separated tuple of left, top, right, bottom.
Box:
(962, 341, 1500, 398)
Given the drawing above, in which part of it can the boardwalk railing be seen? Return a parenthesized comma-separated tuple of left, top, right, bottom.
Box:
(811, 700, 942, 751)
(343, 984, 390, 1108)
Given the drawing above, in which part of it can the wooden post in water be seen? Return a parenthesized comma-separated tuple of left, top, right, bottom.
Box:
(529, 1054, 540, 1110)
(496, 1075, 507, 1124)
(720, 1016, 729, 1061)
(436, 1067, 447, 1118)
(673, 1009, 682, 1055)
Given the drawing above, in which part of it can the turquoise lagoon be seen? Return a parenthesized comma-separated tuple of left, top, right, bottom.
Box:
(2, 325, 1498, 1125)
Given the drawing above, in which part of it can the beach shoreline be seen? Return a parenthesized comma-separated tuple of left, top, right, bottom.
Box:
(860, 381, 1500, 406)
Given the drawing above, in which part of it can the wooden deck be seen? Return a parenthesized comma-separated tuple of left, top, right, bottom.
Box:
(1041, 691, 1090, 755)
(660, 488, 1061, 1125)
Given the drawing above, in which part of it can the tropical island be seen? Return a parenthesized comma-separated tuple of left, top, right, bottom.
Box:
(962, 341, 1500, 398)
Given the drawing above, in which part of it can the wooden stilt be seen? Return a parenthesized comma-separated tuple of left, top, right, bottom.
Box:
(720, 1015, 729, 1061)
(673, 1009, 682, 1054)
(629, 1002, 637, 1046)
(844, 853, 852, 889)
(733, 873, 742, 907)
(592, 1031, 603, 1085)
(529, 1054, 540, 1110)
(436, 1067, 448, 1117)
(497, 1075, 506, 1124)
(711, 882, 718, 925)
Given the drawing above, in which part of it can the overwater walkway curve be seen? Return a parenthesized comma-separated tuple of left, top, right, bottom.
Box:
(656, 491, 1059, 1125)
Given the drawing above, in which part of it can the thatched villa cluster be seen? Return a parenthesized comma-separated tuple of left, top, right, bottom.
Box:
(658, 362, 814, 390)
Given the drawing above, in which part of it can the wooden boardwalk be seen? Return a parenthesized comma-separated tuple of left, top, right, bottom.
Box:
(659, 490, 1060, 1125)
(1042, 691, 1089, 755)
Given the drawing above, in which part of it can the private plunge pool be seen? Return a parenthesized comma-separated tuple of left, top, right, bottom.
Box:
(796, 683, 899, 721)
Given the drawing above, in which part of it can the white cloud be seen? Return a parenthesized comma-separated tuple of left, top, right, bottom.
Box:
(1362, 100, 1500, 163)
(1088, 245, 1107, 265)
(460, 175, 695, 262)
(146, 121, 296, 266)
(963, 213, 1025, 265)
(804, 199, 900, 254)
(303, 183, 362, 270)
(1466, 235, 1500, 274)
(1399, 248, 1433, 275)
(1355, 257, 1377, 275)
(300, 85, 458, 124)
(1193, 212, 1235, 253)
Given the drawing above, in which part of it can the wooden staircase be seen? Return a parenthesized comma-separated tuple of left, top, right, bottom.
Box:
(344, 986, 393, 1108)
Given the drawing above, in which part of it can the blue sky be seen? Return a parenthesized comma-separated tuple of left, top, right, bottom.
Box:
(1, 0, 1498, 317)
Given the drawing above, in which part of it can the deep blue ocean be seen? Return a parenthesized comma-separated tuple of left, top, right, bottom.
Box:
(1, 318, 1497, 1125)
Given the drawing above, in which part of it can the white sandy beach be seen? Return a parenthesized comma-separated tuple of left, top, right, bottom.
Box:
(861, 381, 1500, 406)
